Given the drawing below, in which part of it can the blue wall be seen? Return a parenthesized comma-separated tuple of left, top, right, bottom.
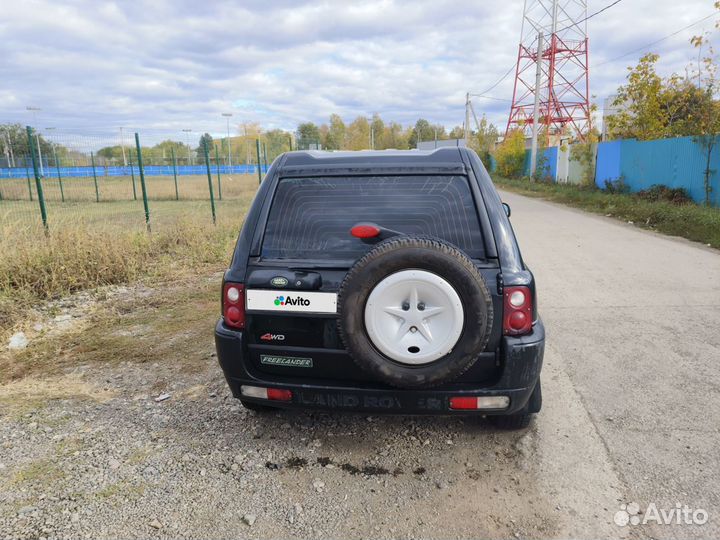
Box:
(521, 147, 557, 178)
(595, 140, 622, 188)
(595, 136, 719, 206)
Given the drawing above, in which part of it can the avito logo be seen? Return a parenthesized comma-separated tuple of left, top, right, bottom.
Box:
(274, 295, 310, 307)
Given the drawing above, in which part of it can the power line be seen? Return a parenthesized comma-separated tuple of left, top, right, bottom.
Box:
(473, 65, 516, 99)
(596, 12, 718, 66)
(558, 0, 624, 32)
(469, 93, 512, 103)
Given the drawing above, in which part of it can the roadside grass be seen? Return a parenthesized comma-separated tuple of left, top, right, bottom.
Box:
(493, 176, 720, 248)
(0, 188, 254, 341)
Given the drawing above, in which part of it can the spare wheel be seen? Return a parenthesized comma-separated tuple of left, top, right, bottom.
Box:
(337, 236, 493, 388)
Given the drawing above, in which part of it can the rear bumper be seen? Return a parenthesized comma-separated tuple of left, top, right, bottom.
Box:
(214, 319, 544, 416)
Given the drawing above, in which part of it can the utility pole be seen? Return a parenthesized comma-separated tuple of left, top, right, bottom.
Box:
(222, 113, 233, 167)
(370, 125, 374, 150)
(182, 129, 192, 165)
(26, 107, 43, 176)
(464, 92, 471, 146)
(530, 32, 545, 177)
(119, 127, 127, 166)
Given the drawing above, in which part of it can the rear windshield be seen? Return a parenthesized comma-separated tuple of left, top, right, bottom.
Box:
(261, 175, 485, 260)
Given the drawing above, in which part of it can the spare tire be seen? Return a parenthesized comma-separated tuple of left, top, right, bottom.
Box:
(337, 236, 493, 388)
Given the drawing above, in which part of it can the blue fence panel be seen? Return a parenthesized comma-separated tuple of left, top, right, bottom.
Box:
(522, 147, 557, 179)
(0, 164, 269, 179)
(618, 136, 719, 206)
(595, 140, 622, 188)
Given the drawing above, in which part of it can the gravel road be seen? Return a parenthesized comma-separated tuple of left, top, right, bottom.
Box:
(1, 191, 718, 539)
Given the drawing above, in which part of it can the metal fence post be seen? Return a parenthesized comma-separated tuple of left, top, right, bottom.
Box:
(134, 133, 151, 231)
(53, 147, 65, 202)
(25, 165, 33, 201)
(171, 147, 179, 200)
(90, 151, 99, 202)
(203, 139, 217, 225)
(214, 144, 223, 201)
(255, 139, 262, 184)
(262, 142, 268, 171)
(26, 126, 48, 230)
(129, 149, 137, 201)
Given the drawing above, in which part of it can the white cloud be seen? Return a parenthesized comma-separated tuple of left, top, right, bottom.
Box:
(0, 0, 716, 140)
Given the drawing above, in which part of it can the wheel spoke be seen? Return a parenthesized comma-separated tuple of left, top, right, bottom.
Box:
(410, 286, 419, 310)
(417, 320, 433, 342)
(395, 321, 410, 339)
(383, 306, 406, 321)
(422, 306, 445, 319)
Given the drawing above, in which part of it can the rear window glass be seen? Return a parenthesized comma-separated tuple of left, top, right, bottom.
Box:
(261, 176, 485, 260)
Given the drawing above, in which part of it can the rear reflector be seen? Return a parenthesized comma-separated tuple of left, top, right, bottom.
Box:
(449, 396, 510, 410)
(240, 385, 292, 402)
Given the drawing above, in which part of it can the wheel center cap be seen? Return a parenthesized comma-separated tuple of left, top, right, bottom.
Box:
(364, 270, 464, 365)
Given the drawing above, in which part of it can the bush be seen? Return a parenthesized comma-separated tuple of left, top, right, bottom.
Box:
(603, 178, 630, 194)
(494, 130, 526, 178)
(636, 184, 692, 205)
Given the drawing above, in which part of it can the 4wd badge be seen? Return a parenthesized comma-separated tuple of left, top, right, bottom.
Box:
(261, 355, 313, 368)
(270, 276, 289, 287)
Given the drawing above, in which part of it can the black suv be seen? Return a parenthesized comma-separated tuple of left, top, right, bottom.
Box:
(215, 148, 544, 429)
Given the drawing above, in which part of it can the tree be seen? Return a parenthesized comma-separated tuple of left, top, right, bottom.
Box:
(370, 113, 385, 149)
(494, 130, 526, 178)
(408, 118, 434, 147)
(346, 116, 370, 150)
(448, 126, 465, 139)
(196, 133, 213, 158)
(265, 129, 292, 161)
(297, 122, 321, 149)
(689, 27, 720, 205)
(606, 53, 669, 140)
(325, 114, 346, 150)
(383, 121, 408, 150)
(0, 123, 55, 167)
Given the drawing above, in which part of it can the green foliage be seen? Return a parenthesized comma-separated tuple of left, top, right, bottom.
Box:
(603, 178, 630, 194)
(345, 116, 370, 150)
(494, 130, 526, 178)
(296, 122, 321, 149)
(324, 114, 346, 150)
(195, 133, 213, 156)
(0, 123, 56, 165)
(569, 129, 599, 187)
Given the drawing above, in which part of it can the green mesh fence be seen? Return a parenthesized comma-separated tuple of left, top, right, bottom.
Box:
(0, 125, 268, 234)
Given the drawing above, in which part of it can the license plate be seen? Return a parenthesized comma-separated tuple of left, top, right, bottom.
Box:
(245, 289, 337, 314)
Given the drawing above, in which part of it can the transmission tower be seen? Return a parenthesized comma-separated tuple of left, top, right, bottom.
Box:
(506, 0, 591, 142)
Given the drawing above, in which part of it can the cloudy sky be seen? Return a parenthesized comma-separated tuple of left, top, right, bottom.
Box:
(1, 0, 717, 141)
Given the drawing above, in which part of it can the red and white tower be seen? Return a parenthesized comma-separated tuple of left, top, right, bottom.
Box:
(506, 0, 591, 142)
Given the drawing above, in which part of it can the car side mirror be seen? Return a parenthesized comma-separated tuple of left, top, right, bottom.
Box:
(502, 202, 511, 218)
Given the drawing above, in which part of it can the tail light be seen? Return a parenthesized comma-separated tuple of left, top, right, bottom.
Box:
(503, 286, 533, 336)
(223, 282, 245, 329)
(449, 396, 510, 410)
(241, 385, 292, 401)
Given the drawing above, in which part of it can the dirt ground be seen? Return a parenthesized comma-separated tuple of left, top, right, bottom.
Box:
(1, 190, 718, 539)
